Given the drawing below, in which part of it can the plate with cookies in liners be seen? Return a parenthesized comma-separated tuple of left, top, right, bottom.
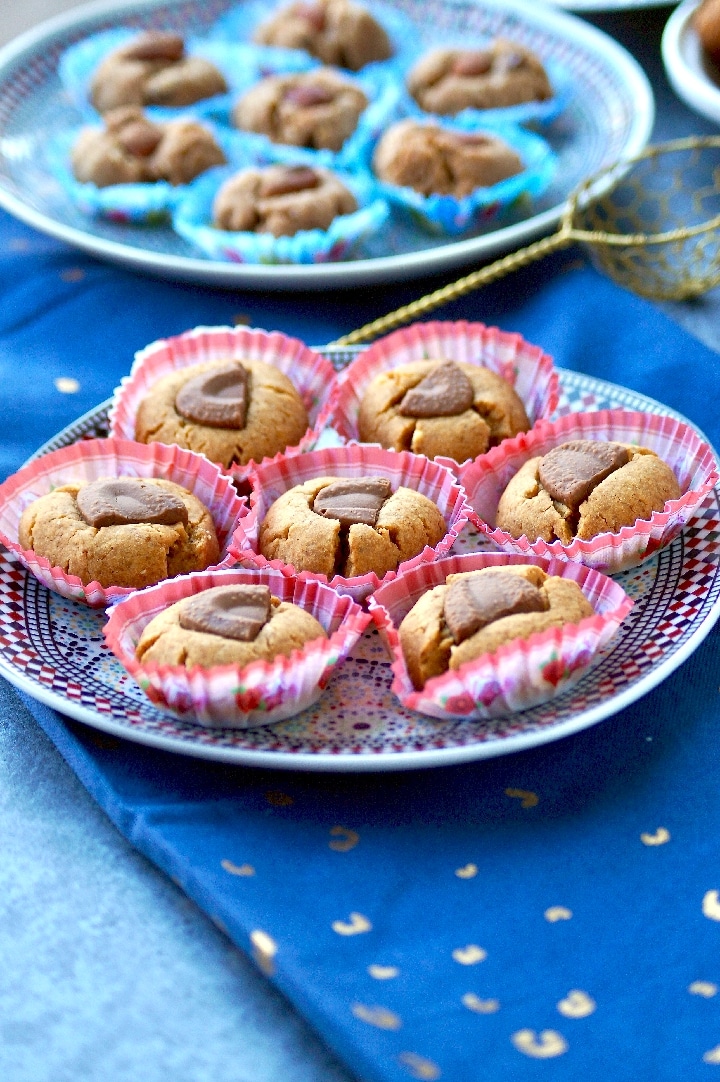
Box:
(0, 0, 652, 289)
(0, 353, 718, 772)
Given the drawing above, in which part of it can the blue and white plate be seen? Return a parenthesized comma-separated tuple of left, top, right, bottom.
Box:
(0, 0, 653, 289)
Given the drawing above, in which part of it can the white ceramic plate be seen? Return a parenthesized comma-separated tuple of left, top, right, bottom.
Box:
(0, 0, 653, 289)
(1, 361, 718, 772)
(550, 0, 673, 10)
(663, 0, 720, 126)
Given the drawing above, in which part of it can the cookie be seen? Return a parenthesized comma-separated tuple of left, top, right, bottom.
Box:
(135, 582, 327, 668)
(258, 475, 447, 579)
(212, 164, 358, 236)
(89, 31, 228, 113)
(233, 68, 368, 152)
(694, 0, 720, 66)
(71, 106, 226, 188)
(407, 39, 552, 115)
(253, 0, 392, 71)
(134, 358, 310, 468)
(18, 476, 220, 590)
(399, 563, 594, 689)
(373, 119, 523, 198)
(495, 439, 682, 544)
(357, 358, 531, 462)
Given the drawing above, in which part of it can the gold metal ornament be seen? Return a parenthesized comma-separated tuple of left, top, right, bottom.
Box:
(331, 136, 720, 349)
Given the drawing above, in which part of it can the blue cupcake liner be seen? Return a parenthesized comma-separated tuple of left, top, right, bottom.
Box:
(58, 28, 314, 122)
(371, 117, 557, 235)
(47, 121, 243, 224)
(172, 162, 389, 264)
(209, 0, 417, 75)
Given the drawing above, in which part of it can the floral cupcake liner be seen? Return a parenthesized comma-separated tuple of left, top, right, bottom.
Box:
(108, 324, 337, 472)
(328, 319, 559, 467)
(171, 161, 389, 264)
(231, 443, 472, 602)
(370, 115, 556, 234)
(46, 122, 242, 224)
(104, 566, 371, 728)
(459, 409, 719, 573)
(0, 437, 247, 607)
(368, 551, 633, 720)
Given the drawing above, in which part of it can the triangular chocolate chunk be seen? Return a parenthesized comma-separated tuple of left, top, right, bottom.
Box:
(179, 585, 272, 642)
(77, 478, 188, 528)
(313, 477, 392, 527)
(175, 363, 249, 429)
(538, 440, 630, 509)
(398, 360, 474, 418)
(444, 570, 547, 644)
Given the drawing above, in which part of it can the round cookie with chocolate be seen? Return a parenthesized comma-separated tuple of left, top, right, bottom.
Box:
(89, 31, 228, 114)
(372, 119, 523, 198)
(495, 439, 682, 544)
(253, 0, 392, 72)
(399, 563, 594, 690)
(71, 107, 226, 188)
(357, 358, 530, 462)
(18, 476, 219, 590)
(134, 358, 310, 468)
(212, 164, 358, 237)
(258, 475, 446, 579)
(407, 39, 552, 115)
(233, 68, 368, 152)
(135, 582, 327, 668)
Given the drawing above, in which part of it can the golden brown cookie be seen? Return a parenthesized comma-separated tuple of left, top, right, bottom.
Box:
(253, 0, 392, 71)
(399, 564, 594, 689)
(372, 119, 523, 198)
(694, 0, 720, 66)
(495, 440, 682, 544)
(134, 358, 310, 468)
(90, 32, 228, 113)
(357, 358, 530, 461)
(212, 164, 357, 236)
(407, 39, 552, 115)
(18, 476, 220, 590)
(258, 475, 446, 578)
(233, 68, 368, 151)
(71, 107, 226, 188)
(135, 583, 327, 667)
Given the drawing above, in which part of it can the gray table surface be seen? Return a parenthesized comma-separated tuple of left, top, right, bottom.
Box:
(2, 3, 719, 1082)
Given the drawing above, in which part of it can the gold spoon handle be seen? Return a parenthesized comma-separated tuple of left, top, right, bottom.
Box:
(329, 228, 575, 348)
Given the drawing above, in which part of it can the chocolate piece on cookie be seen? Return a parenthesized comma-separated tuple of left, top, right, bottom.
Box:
(212, 164, 357, 237)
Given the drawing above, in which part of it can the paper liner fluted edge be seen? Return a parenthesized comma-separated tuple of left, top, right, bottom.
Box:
(230, 444, 472, 602)
(458, 409, 719, 573)
(0, 438, 247, 607)
(368, 552, 633, 720)
(103, 566, 371, 727)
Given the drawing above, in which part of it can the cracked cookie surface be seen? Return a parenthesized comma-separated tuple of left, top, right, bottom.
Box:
(253, 0, 392, 71)
(357, 358, 530, 462)
(258, 475, 446, 578)
(18, 477, 219, 590)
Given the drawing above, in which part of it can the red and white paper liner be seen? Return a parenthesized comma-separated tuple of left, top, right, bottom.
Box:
(103, 567, 371, 728)
(459, 409, 719, 574)
(0, 438, 247, 607)
(368, 552, 633, 721)
(108, 324, 338, 473)
(230, 444, 472, 603)
(326, 320, 559, 468)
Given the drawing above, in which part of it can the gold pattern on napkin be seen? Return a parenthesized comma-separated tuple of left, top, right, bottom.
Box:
(703, 890, 720, 921)
(511, 1030, 568, 1058)
(455, 864, 478, 879)
(329, 826, 360, 852)
(221, 860, 255, 876)
(690, 981, 718, 997)
(368, 965, 399, 980)
(452, 945, 487, 965)
(398, 1051, 441, 1079)
(352, 1003, 402, 1030)
(55, 377, 80, 394)
(462, 993, 500, 1013)
(640, 827, 670, 846)
(545, 907, 573, 922)
(704, 1046, 720, 1065)
(332, 912, 372, 935)
(250, 929, 278, 976)
(557, 990, 596, 1018)
(505, 789, 539, 808)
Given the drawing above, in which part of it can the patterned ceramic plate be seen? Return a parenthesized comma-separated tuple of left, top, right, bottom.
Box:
(0, 0, 653, 289)
(1, 359, 718, 771)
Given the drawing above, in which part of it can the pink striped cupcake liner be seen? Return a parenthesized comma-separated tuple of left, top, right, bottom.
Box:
(327, 320, 559, 467)
(368, 552, 633, 720)
(104, 567, 371, 728)
(108, 324, 338, 473)
(0, 438, 247, 607)
(230, 444, 472, 603)
(459, 409, 719, 574)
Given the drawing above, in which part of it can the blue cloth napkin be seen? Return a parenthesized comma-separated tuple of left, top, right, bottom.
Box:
(3, 189, 720, 1081)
